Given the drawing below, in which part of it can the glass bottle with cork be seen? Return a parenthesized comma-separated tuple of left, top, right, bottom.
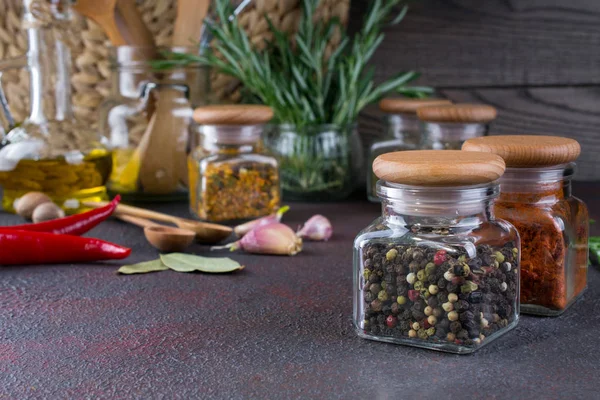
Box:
(417, 104, 497, 150)
(0, 0, 111, 212)
(189, 105, 281, 222)
(354, 150, 520, 353)
(367, 98, 452, 202)
(463, 135, 589, 316)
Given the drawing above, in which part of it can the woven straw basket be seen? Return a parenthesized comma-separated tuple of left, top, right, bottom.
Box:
(0, 0, 349, 129)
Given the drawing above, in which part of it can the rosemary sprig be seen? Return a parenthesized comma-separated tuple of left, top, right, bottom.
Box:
(154, 0, 431, 127)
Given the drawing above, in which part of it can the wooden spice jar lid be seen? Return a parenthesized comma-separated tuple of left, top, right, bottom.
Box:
(193, 105, 274, 125)
(373, 150, 506, 186)
(462, 135, 581, 167)
(417, 104, 497, 123)
(378, 98, 452, 114)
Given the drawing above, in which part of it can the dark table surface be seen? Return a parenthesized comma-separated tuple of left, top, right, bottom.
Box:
(1, 183, 599, 399)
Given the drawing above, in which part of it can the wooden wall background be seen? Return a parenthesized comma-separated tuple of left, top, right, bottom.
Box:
(350, 0, 600, 181)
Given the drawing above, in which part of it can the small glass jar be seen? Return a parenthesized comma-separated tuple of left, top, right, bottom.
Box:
(189, 105, 281, 222)
(354, 150, 520, 353)
(99, 46, 210, 202)
(367, 98, 452, 202)
(463, 136, 589, 316)
(417, 104, 497, 150)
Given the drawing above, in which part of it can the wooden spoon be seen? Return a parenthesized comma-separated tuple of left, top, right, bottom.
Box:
(172, 0, 211, 47)
(115, 0, 155, 47)
(83, 201, 232, 244)
(117, 215, 195, 253)
(72, 0, 126, 46)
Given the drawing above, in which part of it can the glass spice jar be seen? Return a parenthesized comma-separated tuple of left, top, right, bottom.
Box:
(354, 150, 520, 353)
(366, 98, 452, 202)
(417, 104, 497, 150)
(463, 135, 589, 316)
(189, 105, 281, 222)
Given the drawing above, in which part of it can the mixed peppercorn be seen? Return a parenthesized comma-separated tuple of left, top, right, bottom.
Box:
(358, 236, 519, 349)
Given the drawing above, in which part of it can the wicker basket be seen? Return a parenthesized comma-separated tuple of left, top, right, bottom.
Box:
(0, 0, 349, 129)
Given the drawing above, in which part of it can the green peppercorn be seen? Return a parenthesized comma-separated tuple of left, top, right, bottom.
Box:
(418, 329, 428, 339)
(386, 248, 399, 261)
(378, 290, 389, 302)
(458, 255, 467, 262)
(406, 273, 416, 285)
(494, 251, 505, 263)
(363, 319, 369, 327)
(428, 284, 439, 295)
(397, 295, 407, 305)
(512, 248, 518, 255)
(460, 281, 478, 294)
(424, 306, 433, 316)
(371, 299, 383, 312)
(426, 327, 436, 337)
(425, 262, 436, 275)
(417, 269, 426, 281)
(414, 281, 424, 291)
(422, 290, 431, 298)
(363, 269, 371, 280)
(461, 263, 470, 277)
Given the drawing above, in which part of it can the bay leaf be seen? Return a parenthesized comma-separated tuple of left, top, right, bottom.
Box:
(160, 253, 244, 273)
(118, 259, 169, 275)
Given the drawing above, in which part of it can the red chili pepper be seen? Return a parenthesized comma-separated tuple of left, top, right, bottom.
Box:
(1, 195, 121, 236)
(0, 230, 131, 265)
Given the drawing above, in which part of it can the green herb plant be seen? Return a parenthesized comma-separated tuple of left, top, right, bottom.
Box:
(154, 0, 431, 198)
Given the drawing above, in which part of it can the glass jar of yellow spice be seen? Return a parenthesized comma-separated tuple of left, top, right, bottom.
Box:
(189, 105, 281, 222)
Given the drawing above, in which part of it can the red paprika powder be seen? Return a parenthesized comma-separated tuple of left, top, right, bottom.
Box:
(463, 135, 589, 316)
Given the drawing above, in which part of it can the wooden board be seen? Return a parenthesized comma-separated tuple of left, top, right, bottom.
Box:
(359, 87, 600, 181)
(349, 0, 600, 87)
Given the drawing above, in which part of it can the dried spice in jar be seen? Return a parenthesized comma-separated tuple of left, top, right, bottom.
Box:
(367, 98, 452, 202)
(417, 103, 497, 150)
(189, 105, 281, 222)
(463, 135, 589, 316)
(354, 150, 520, 353)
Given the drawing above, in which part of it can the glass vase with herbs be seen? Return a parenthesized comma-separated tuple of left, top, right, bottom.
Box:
(0, 0, 111, 213)
(355, 150, 520, 353)
(463, 135, 589, 316)
(154, 0, 431, 201)
(367, 98, 452, 202)
(189, 105, 280, 222)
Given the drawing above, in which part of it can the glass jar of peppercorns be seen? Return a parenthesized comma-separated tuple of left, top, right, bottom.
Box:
(463, 135, 589, 316)
(417, 104, 496, 150)
(188, 105, 281, 222)
(366, 98, 452, 202)
(354, 150, 520, 353)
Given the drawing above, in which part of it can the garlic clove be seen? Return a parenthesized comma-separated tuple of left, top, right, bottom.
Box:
(297, 214, 332, 241)
(32, 202, 65, 223)
(213, 222, 302, 256)
(14, 191, 52, 220)
(234, 206, 290, 237)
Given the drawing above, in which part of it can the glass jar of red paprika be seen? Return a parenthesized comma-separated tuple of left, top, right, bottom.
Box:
(354, 150, 520, 354)
(463, 135, 589, 316)
(366, 98, 452, 202)
(417, 104, 497, 150)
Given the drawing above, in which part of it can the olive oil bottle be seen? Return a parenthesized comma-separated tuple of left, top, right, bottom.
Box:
(0, 1, 111, 213)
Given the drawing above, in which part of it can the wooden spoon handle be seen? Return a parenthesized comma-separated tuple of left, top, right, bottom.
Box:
(115, 0, 155, 47)
(83, 201, 181, 225)
(116, 214, 161, 229)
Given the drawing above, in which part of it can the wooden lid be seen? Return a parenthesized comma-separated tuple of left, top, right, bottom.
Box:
(373, 150, 506, 186)
(193, 105, 274, 125)
(378, 98, 452, 114)
(417, 104, 497, 123)
(462, 135, 581, 167)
